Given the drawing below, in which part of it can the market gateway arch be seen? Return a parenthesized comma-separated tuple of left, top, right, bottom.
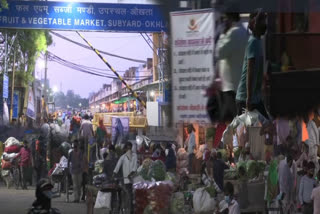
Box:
(0, 0, 168, 109)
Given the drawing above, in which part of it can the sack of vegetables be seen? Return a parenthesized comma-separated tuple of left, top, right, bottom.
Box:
(148, 160, 166, 181)
(134, 181, 174, 214)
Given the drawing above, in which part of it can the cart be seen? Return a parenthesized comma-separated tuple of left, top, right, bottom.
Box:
(86, 177, 132, 214)
(49, 166, 70, 199)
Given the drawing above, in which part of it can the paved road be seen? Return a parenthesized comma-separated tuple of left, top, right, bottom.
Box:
(0, 184, 87, 214)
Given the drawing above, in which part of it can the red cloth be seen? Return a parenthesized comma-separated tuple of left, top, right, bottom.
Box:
(4, 145, 20, 153)
(16, 147, 31, 167)
(213, 123, 227, 148)
(1, 159, 12, 169)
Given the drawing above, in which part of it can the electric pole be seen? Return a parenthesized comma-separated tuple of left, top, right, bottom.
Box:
(10, 47, 16, 123)
(44, 51, 48, 102)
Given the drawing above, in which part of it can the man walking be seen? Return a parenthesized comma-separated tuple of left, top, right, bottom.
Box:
(68, 140, 84, 203)
(34, 118, 50, 182)
(236, 9, 268, 118)
(113, 142, 137, 214)
(185, 124, 196, 173)
(278, 154, 296, 214)
(299, 162, 316, 214)
(216, 10, 248, 122)
(79, 114, 94, 159)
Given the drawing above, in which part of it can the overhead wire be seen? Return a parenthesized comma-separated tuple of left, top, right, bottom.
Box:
(50, 31, 147, 64)
(45, 51, 152, 80)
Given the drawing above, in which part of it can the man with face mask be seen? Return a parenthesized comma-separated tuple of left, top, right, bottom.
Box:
(236, 8, 268, 119)
(223, 182, 240, 214)
(299, 162, 316, 214)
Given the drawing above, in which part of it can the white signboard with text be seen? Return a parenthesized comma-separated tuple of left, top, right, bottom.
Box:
(171, 9, 214, 124)
(26, 87, 36, 120)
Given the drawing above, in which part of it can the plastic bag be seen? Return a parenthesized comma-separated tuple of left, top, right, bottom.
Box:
(59, 156, 68, 168)
(4, 137, 21, 147)
(94, 160, 104, 174)
(1, 169, 9, 177)
(93, 173, 107, 185)
(2, 152, 19, 161)
(193, 187, 217, 213)
(94, 191, 111, 209)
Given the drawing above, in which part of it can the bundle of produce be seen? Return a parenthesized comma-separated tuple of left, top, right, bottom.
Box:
(246, 160, 260, 179)
(138, 165, 151, 181)
(148, 160, 166, 181)
(224, 169, 238, 180)
(50, 124, 68, 148)
(134, 182, 152, 214)
(257, 160, 267, 172)
(142, 158, 153, 169)
(170, 192, 185, 214)
(218, 149, 227, 162)
(176, 148, 188, 174)
(4, 137, 21, 147)
(165, 172, 177, 184)
(205, 185, 217, 198)
(1, 137, 21, 169)
(145, 181, 174, 214)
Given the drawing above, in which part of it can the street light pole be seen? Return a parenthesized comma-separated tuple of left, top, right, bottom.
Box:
(10, 47, 16, 123)
(44, 51, 48, 103)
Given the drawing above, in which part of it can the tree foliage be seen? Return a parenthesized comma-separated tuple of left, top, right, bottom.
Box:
(1, 29, 52, 87)
(54, 90, 89, 109)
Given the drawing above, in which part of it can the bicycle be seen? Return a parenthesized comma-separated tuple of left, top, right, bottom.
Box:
(98, 176, 133, 214)
(11, 157, 21, 189)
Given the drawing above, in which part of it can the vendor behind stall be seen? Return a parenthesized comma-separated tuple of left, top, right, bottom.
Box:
(224, 182, 240, 214)
(213, 152, 230, 191)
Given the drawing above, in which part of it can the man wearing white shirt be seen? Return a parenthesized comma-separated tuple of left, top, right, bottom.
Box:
(113, 142, 137, 214)
(306, 111, 320, 176)
(216, 11, 248, 122)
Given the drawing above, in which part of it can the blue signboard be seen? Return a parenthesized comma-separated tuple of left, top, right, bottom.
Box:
(7, 91, 19, 119)
(0, 1, 167, 32)
(3, 74, 9, 98)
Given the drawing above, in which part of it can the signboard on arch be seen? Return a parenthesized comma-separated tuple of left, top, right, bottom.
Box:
(0, 1, 167, 32)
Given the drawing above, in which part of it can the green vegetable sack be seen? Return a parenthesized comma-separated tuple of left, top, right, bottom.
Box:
(204, 186, 216, 198)
(170, 192, 184, 214)
(148, 160, 166, 181)
(218, 149, 227, 162)
(246, 160, 259, 179)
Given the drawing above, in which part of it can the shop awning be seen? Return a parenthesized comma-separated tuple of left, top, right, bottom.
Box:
(113, 97, 135, 104)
